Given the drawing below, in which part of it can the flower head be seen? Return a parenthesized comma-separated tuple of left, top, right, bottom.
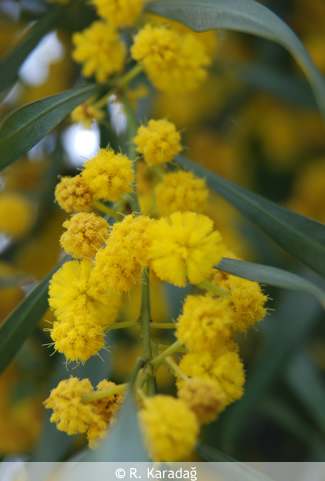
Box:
(91, 0, 148, 27)
(0, 192, 35, 240)
(155, 170, 208, 215)
(139, 395, 199, 461)
(49, 259, 121, 323)
(55, 175, 94, 213)
(82, 148, 134, 202)
(60, 212, 110, 259)
(72, 21, 126, 82)
(176, 294, 234, 352)
(71, 102, 105, 128)
(149, 211, 223, 287)
(134, 119, 182, 165)
(131, 24, 211, 93)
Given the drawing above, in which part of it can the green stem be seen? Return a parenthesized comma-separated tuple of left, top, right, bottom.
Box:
(82, 383, 127, 403)
(150, 340, 184, 370)
(127, 356, 146, 389)
(150, 322, 176, 329)
(165, 356, 188, 381)
(105, 319, 139, 331)
(118, 63, 144, 90)
(199, 280, 230, 297)
(93, 200, 120, 219)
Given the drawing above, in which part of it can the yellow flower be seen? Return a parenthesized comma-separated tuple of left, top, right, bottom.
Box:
(0, 192, 35, 240)
(50, 313, 106, 363)
(131, 24, 211, 93)
(72, 21, 126, 82)
(87, 380, 124, 448)
(48, 259, 121, 323)
(149, 211, 223, 287)
(139, 395, 199, 461)
(44, 377, 99, 435)
(92, 215, 153, 292)
(178, 376, 226, 424)
(91, 0, 148, 27)
(82, 148, 134, 202)
(211, 268, 268, 332)
(71, 102, 105, 128)
(176, 295, 234, 352)
(134, 119, 182, 166)
(60, 212, 110, 259)
(179, 349, 245, 406)
(55, 174, 94, 213)
(155, 170, 209, 215)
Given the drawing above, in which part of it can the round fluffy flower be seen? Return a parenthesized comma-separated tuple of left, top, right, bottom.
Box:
(72, 21, 126, 83)
(87, 380, 124, 448)
(44, 377, 99, 435)
(155, 171, 208, 215)
(139, 395, 199, 461)
(148, 211, 223, 287)
(131, 24, 211, 93)
(134, 119, 182, 165)
(176, 295, 234, 352)
(50, 313, 105, 363)
(49, 259, 121, 323)
(91, 0, 147, 27)
(0, 192, 35, 239)
(178, 377, 226, 424)
(71, 102, 105, 128)
(82, 148, 134, 202)
(179, 349, 245, 406)
(212, 269, 268, 332)
(60, 212, 109, 259)
(55, 174, 94, 213)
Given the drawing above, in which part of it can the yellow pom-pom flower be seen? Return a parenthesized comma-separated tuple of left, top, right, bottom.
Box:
(49, 259, 121, 323)
(50, 313, 106, 363)
(0, 192, 35, 240)
(72, 21, 126, 83)
(44, 377, 99, 435)
(91, 0, 148, 27)
(212, 269, 268, 332)
(176, 294, 234, 353)
(55, 175, 94, 213)
(155, 170, 209, 215)
(139, 395, 199, 461)
(82, 148, 134, 202)
(131, 24, 211, 93)
(148, 211, 223, 287)
(60, 212, 109, 259)
(179, 349, 245, 406)
(178, 376, 226, 424)
(92, 215, 153, 292)
(134, 119, 182, 166)
(71, 102, 105, 128)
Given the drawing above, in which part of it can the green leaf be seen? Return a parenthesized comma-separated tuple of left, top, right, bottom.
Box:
(285, 351, 325, 435)
(176, 155, 325, 279)
(83, 393, 149, 461)
(146, 0, 325, 123)
(0, 7, 62, 96)
(0, 256, 70, 375)
(219, 287, 322, 447)
(197, 443, 273, 481)
(217, 257, 325, 310)
(0, 84, 102, 170)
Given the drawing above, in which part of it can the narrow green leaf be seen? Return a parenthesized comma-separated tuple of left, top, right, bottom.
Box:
(0, 7, 62, 96)
(0, 84, 102, 170)
(196, 443, 273, 481)
(285, 351, 325, 435)
(83, 394, 149, 461)
(219, 288, 322, 447)
(217, 258, 325, 310)
(0, 256, 70, 375)
(177, 155, 325, 279)
(146, 0, 325, 123)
